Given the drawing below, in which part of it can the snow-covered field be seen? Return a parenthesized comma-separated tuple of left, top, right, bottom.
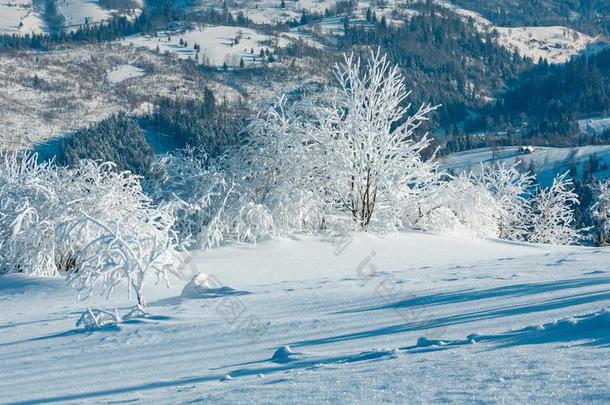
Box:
(580, 117, 610, 137)
(441, 145, 610, 185)
(106, 64, 146, 83)
(2, 232, 610, 403)
(123, 25, 289, 67)
(495, 26, 597, 64)
(0, 0, 142, 36)
(58, 0, 111, 30)
(0, 43, 239, 149)
(0, 0, 46, 35)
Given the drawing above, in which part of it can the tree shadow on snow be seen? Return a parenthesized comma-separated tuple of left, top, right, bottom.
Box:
(338, 277, 610, 315)
(292, 279, 610, 348)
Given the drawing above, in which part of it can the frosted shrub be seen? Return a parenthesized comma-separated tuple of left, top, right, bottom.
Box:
(148, 147, 232, 247)
(590, 180, 610, 245)
(0, 153, 65, 276)
(416, 173, 500, 238)
(476, 163, 534, 241)
(0, 153, 184, 308)
(529, 173, 580, 245)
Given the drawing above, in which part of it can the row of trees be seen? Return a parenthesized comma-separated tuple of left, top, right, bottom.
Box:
(147, 51, 584, 249)
(0, 15, 151, 50)
(143, 90, 245, 156)
(3, 50, 608, 315)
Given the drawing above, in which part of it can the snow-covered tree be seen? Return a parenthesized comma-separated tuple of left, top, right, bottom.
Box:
(0, 152, 64, 276)
(307, 50, 440, 228)
(416, 173, 500, 238)
(61, 160, 184, 308)
(0, 153, 184, 307)
(529, 173, 580, 245)
(590, 179, 610, 246)
(476, 163, 534, 241)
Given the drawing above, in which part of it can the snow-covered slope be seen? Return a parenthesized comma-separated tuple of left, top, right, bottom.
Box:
(59, 0, 111, 30)
(441, 145, 610, 185)
(495, 26, 597, 64)
(0, 0, 46, 35)
(2, 233, 610, 404)
(123, 26, 289, 67)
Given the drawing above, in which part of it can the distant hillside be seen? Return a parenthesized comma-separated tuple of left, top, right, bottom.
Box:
(451, 0, 610, 35)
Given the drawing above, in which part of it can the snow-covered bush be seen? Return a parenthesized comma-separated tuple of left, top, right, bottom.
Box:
(148, 147, 233, 247)
(590, 179, 610, 246)
(0, 152, 66, 276)
(145, 50, 581, 246)
(529, 173, 580, 245)
(416, 173, 500, 238)
(476, 163, 534, 241)
(0, 153, 184, 307)
(148, 147, 280, 249)
(147, 50, 443, 242)
(61, 161, 183, 307)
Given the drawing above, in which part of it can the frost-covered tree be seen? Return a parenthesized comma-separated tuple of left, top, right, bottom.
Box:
(0, 153, 184, 308)
(529, 173, 580, 245)
(0, 153, 64, 276)
(416, 173, 500, 238)
(476, 163, 534, 241)
(590, 179, 610, 246)
(307, 50, 440, 228)
(61, 161, 184, 308)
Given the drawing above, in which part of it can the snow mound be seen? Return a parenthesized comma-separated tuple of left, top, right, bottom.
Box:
(181, 273, 249, 299)
(271, 345, 296, 363)
(416, 337, 448, 348)
(523, 308, 610, 338)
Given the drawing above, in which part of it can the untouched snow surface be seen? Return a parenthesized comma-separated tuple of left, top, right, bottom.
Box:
(106, 65, 146, 83)
(2, 232, 610, 404)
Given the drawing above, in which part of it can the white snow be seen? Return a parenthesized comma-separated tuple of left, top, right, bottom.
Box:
(4, 232, 610, 403)
(59, 0, 111, 29)
(123, 26, 288, 67)
(0, 0, 46, 35)
(425, 1, 597, 64)
(181, 273, 249, 299)
(494, 26, 596, 64)
(106, 64, 146, 83)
